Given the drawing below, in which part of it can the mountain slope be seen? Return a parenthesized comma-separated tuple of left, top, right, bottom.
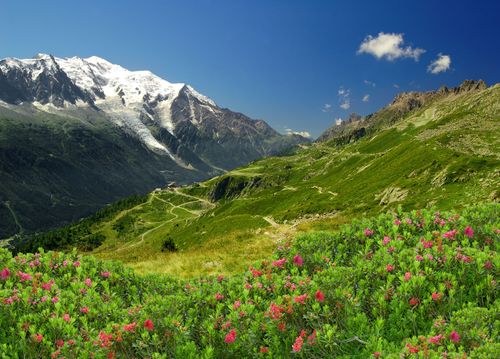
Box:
(12, 81, 500, 276)
(0, 55, 306, 238)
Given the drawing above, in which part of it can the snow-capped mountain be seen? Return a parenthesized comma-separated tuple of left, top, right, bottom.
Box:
(0, 54, 307, 238)
(0, 54, 306, 169)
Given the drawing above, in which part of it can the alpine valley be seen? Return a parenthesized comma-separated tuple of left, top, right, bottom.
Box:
(13, 79, 499, 277)
(0, 54, 307, 238)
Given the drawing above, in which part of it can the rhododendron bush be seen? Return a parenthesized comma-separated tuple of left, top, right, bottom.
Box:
(0, 205, 498, 358)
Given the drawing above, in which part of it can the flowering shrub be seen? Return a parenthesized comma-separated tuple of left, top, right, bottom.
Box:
(0, 205, 498, 357)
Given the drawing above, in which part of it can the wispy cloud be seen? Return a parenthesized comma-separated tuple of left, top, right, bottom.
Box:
(322, 103, 332, 112)
(285, 128, 311, 138)
(393, 83, 400, 89)
(427, 53, 451, 74)
(362, 94, 370, 102)
(364, 80, 376, 87)
(357, 32, 425, 61)
(338, 86, 351, 110)
(340, 102, 350, 110)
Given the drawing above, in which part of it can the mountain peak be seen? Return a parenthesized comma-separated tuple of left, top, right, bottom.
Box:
(33, 53, 54, 60)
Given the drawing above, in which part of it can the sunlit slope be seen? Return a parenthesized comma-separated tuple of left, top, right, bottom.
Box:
(18, 84, 499, 276)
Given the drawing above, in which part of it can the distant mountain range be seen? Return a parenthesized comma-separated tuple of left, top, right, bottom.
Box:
(0, 54, 307, 238)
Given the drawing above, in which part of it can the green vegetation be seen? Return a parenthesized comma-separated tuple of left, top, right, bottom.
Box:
(1, 205, 498, 357)
(11, 84, 499, 277)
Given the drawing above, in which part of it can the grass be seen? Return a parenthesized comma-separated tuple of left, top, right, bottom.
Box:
(17, 84, 500, 278)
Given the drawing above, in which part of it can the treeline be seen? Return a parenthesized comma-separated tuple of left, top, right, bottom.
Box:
(12, 194, 148, 253)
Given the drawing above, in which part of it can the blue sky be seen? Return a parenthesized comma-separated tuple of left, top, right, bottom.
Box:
(1, 0, 499, 138)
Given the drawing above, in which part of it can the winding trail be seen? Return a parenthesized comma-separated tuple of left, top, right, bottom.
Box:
(116, 190, 213, 251)
(4, 201, 23, 235)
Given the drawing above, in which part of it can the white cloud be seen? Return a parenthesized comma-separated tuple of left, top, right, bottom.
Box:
(338, 86, 351, 110)
(362, 94, 370, 102)
(340, 100, 350, 110)
(285, 128, 311, 138)
(357, 32, 425, 61)
(393, 83, 400, 89)
(427, 54, 451, 74)
(322, 103, 332, 112)
(364, 80, 376, 87)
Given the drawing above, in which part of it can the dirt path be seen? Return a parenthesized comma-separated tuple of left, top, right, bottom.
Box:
(172, 188, 215, 206)
(4, 201, 23, 235)
(262, 216, 280, 228)
(117, 190, 211, 251)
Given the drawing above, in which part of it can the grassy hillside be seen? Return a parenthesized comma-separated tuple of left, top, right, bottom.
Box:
(1, 205, 498, 357)
(13, 83, 500, 277)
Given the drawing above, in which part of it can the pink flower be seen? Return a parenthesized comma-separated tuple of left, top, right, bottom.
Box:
(260, 347, 269, 353)
(293, 255, 303, 267)
(294, 293, 308, 304)
(386, 264, 395, 272)
(34, 333, 43, 343)
(406, 343, 419, 353)
(73, 261, 80, 267)
(404, 272, 412, 281)
(292, 335, 304, 352)
(382, 236, 391, 246)
(215, 293, 224, 301)
(415, 255, 424, 262)
(428, 334, 443, 344)
(18, 271, 32, 282)
(464, 226, 474, 238)
(307, 329, 317, 345)
(443, 229, 458, 239)
(250, 267, 263, 277)
(63, 313, 71, 323)
(233, 301, 241, 310)
(387, 246, 395, 253)
(422, 240, 433, 249)
(84, 278, 92, 287)
(244, 283, 252, 289)
(449, 331, 460, 343)
(315, 290, 325, 302)
(123, 322, 137, 332)
(42, 280, 55, 291)
(373, 352, 381, 358)
(1, 268, 10, 280)
(409, 297, 420, 306)
(224, 329, 236, 344)
(101, 271, 110, 278)
(405, 218, 412, 225)
(81, 307, 89, 314)
(272, 258, 287, 269)
(143, 319, 154, 331)
(431, 292, 442, 301)
(394, 219, 402, 226)
(364, 228, 374, 237)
